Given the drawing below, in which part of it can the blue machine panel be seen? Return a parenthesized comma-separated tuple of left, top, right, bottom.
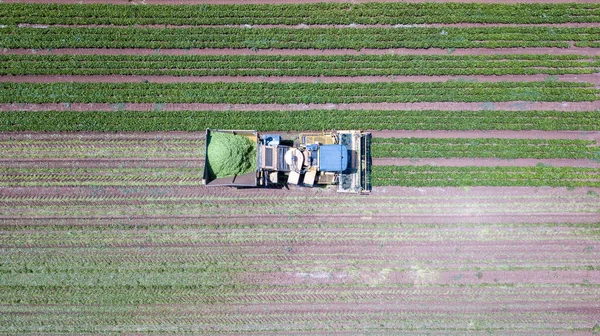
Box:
(261, 134, 281, 146)
(319, 144, 348, 172)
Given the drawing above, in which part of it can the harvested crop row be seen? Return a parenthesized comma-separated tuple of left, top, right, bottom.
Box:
(3, 110, 599, 132)
(2, 27, 600, 49)
(1, 179, 599, 333)
(2, 295, 598, 333)
(3, 192, 599, 218)
(0, 138, 205, 159)
(2, 228, 600, 250)
(2, 54, 598, 76)
(1, 82, 596, 104)
(372, 137, 600, 159)
(2, 185, 597, 223)
(2, 165, 598, 188)
(0, 167, 204, 187)
(2, 3, 600, 25)
(373, 165, 600, 187)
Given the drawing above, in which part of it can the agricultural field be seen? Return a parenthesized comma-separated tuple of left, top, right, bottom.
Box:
(1, 0, 600, 334)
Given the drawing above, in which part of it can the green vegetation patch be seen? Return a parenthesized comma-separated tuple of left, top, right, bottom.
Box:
(2, 3, 600, 25)
(373, 165, 600, 187)
(206, 132, 256, 180)
(372, 138, 599, 159)
(1, 110, 599, 132)
(1, 81, 596, 103)
(1, 54, 598, 76)
(1, 26, 598, 49)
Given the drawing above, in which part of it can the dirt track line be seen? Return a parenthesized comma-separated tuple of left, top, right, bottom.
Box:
(3, 48, 600, 56)
(0, 132, 205, 140)
(370, 130, 600, 141)
(0, 158, 205, 169)
(3, 0, 598, 3)
(2, 74, 598, 85)
(373, 158, 600, 168)
(2, 102, 598, 112)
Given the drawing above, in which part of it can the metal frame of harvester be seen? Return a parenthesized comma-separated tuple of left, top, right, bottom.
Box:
(202, 129, 372, 194)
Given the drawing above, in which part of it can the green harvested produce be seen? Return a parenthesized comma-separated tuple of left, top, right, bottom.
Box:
(206, 132, 257, 180)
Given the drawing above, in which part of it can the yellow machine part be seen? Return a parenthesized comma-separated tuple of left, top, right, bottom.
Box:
(300, 133, 336, 145)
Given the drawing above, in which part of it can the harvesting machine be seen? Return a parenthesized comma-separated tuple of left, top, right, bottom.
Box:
(203, 129, 372, 193)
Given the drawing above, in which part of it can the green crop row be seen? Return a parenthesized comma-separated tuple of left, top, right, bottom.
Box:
(1, 82, 596, 104)
(2, 27, 599, 49)
(372, 138, 599, 159)
(373, 166, 600, 187)
(1, 54, 598, 76)
(2, 110, 599, 132)
(1, 3, 599, 25)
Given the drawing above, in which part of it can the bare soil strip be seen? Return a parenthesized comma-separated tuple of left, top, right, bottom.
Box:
(370, 130, 600, 141)
(0, 131, 204, 140)
(3, 47, 600, 56)
(3, 74, 598, 85)
(374, 158, 600, 168)
(2, 102, 597, 112)
(0, 158, 205, 169)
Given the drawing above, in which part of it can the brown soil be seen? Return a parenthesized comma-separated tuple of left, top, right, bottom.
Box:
(0, 131, 205, 140)
(373, 158, 600, 168)
(2, 74, 598, 85)
(0, 158, 205, 169)
(3, 47, 600, 56)
(370, 130, 600, 141)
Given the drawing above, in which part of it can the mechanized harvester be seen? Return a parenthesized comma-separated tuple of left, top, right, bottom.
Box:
(203, 129, 372, 193)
